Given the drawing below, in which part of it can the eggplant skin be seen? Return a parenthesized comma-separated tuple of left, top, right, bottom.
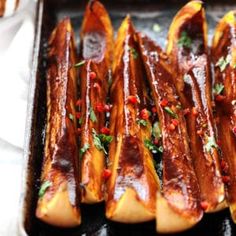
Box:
(35, 18, 81, 227)
(105, 16, 160, 223)
(79, 0, 113, 204)
(166, 0, 225, 213)
(211, 11, 236, 223)
(138, 33, 203, 233)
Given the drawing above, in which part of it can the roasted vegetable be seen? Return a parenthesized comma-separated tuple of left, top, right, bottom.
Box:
(35, 18, 81, 227)
(78, 0, 113, 203)
(166, 0, 225, 212)
(212, 11, 236, 222)
(105, 16, 160, 223)
(138, 33, 203, 233)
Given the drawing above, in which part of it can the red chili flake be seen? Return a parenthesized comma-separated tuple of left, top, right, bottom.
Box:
(100, 127, 110, 135)
(222, 175, 230, 184)
(221, 160, 229, 172)
(171, 119, 179, 127)
(103, 169, 112, 180)
(104, 104, 112, 112)
(76, 99, 82, 107)
(197, 129, 203, 135)
(140, 108, 150, 120)
(200, 201, 208, 211)
(215, 95, 226, 102)
(77, 128, 82, 135)
(89, 71, 96, 80)
(160, 99, 168, 107)
(183, 108, 190, 115)
(96, 103, 105, 112)
(192, 107, 198, 116)
(168, 123, 176, 131)
(76, 112, 81, 119)
(153, 139, 159, 145)
(232, 126, 236, 135)
(128, 95, 138, 104)
(217, 139, 222, 146)
(152, 106, 157, 113)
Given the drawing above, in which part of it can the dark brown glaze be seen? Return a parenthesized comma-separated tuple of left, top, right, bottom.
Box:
(211, 11, 236, 221)
(106, 16, 159, 222)
(138, 33, 202, 221)
(0, 0, 6, 16)
(79, 0, 113, 203)
(37, 18, 79, 210)
(166, 1, 225, 212)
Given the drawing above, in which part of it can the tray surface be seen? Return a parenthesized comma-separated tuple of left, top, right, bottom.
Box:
(22, 0, 236, 235)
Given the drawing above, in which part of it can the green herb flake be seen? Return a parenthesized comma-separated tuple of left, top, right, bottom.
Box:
(164, 106, 178, 118)
(69, 113, 74, 121)
(129, 47, 138, 59)
(216, 54, 231, 72)
(152, 121, 162, 140)
(178, 31, 192, 49)
(137, 119, 147, 127)
(204, 136, 218, 153)
(213, 83, 224, 95)
(89, 107, 97, 123)
(39, 181, 52, 198)
(80, 143, 90, 157)
(74, 60, 86, 68)
(152, 23, 161, 33)
(144, 139, 163, 154)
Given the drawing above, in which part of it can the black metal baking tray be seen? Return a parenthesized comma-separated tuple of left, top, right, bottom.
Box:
(20, 0, 236, 235)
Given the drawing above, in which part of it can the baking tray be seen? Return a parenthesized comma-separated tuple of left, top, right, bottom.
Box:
(20, 0, 236, 235)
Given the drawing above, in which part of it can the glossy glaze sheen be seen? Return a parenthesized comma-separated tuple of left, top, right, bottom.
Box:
(35, 18, 81, 226)
(79, 0, 113, 203)
(138, 33, 202, 222)
(106, 16, 159, 223)
(166, 0, 225, 212)
(212, 11, 236, 222)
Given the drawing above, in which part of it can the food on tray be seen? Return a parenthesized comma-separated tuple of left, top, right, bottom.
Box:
(166, 0, 226, 212)
(105, 16, 160, 223)
(211, 11, 236, 223)
(138, 33, 203, 233)
(35, 18, 81, 227)
(78, 0, 114, 204)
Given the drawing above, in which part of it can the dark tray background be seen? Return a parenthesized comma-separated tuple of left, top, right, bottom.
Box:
(21, 0, 236, 235)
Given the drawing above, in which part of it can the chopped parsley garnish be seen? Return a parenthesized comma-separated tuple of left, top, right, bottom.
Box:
(79, 117, 83, 125)
(80, 143, 90, 157)
(213, 83, 224, 95)
(152, 23, 161, 33)
(216, 54, 231, 72)
(74, 60, 85, 67)
(137, 119, 147, 127)
(92, 129, 113, 154)
(129, 47, 138, 59)
(89, 107, 97, 122)
(178, 31, 192, 49)
(38, 181, 52, 198)
(152, 121, 162, 140)
(204, 136, 218, 153)
(164, 106, 178, 118)
(69, 113, 74, 121)
(144, 139, 163, 154)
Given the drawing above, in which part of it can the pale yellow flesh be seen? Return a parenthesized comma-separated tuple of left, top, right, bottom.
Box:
(36, 183, 81, 227)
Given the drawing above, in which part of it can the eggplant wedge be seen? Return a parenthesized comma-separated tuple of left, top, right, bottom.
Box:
(138, 33, 203, 233)
(105, 16, 160, 223)
(211, 11, 236, 222)
(78, 0, 113, 203)
(35, 19, 81, 227)
(166, 0, 225, 212)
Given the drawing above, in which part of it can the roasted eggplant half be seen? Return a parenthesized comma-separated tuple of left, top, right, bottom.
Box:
(166, 0, 225, 212)
(105, 16, 160, 223)
(212, 11, 236, 222)
(35, 18, 81, 227)
(78, 0, 113, 204)
(138, 33, 203, 233)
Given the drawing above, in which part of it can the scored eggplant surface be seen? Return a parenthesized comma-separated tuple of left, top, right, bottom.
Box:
(22, 0, 236, 235)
